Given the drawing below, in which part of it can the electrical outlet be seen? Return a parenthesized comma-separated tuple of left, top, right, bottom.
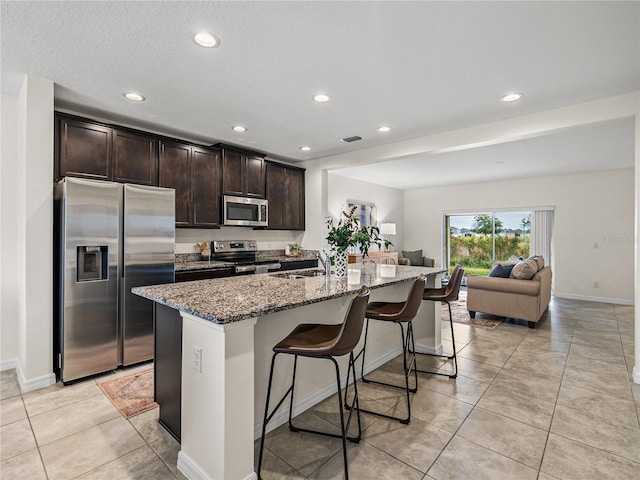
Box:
(193, 345, 202, 372)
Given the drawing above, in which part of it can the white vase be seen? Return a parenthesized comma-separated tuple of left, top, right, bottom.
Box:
(334, 251, 348, 278)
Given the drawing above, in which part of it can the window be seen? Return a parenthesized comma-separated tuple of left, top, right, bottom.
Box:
(444, 211, 531, 276)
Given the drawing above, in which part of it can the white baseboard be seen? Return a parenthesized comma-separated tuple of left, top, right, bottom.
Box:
(15, 362, 56, 393)
(633, 366, 640, 385)
(253, 345, 403, 440)
(553, 292, 634, 306)
(0, 358, 18, 371)
(177, 450, 257, 480)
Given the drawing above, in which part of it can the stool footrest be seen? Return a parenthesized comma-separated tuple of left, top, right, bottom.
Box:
(289, 423, 361, 443)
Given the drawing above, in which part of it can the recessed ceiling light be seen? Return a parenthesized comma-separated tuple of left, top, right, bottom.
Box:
(232, 125, 247, 132)
(194, 32, 218, 48)
(500, 92, 523, 103)
(313, 94, 330, 103)
(124, 92, 145, 102)
(299, 146, 311, 152)
(378, 126, 391, 133)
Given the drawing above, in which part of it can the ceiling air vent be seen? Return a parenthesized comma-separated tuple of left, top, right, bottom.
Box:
(341, 136, 362, 143)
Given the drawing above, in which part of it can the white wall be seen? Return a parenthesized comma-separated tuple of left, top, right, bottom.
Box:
(0, 78, 56, 390)
(1, 95, 19, 366)
(327, 172, 404, 252)
(405, 168, 635, 303)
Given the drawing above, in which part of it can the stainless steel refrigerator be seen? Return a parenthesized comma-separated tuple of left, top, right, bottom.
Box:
(54, 177, 175, 383)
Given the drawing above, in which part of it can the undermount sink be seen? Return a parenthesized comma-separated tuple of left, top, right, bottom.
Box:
(272, 269, 326, 279)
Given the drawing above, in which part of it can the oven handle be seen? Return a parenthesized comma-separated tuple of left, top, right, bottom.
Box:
(265, 262, 281, 270)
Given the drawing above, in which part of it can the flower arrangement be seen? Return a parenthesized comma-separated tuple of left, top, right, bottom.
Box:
(325, 206, 393, 257)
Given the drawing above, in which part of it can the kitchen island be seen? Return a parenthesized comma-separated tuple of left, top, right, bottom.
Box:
(134, 263, 446, 480)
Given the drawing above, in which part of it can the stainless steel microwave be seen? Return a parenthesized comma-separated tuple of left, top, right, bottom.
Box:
(223, 195, 268, 227)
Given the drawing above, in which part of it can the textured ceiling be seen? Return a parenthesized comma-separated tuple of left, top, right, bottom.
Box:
(1, 1, 639, 187)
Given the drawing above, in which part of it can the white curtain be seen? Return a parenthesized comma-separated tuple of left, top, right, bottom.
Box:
(530, 209, 554, 267)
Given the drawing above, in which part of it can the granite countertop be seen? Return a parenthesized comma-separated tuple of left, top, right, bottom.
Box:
(175, 261, 235, 272)
(272, 255, 319, 263)
(133, 264, 446, 325)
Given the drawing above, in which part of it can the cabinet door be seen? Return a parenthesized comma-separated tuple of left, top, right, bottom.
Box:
(113, 129, 158, 185)
(265, 162, 285, 229)
(245, 155, 265, 198)
(222, 149, 244, 196)
(284, 168, 305, 230)
(192, 147, 221, 227)
(159, 142, 191, 226)
(57, 116, 112, 180)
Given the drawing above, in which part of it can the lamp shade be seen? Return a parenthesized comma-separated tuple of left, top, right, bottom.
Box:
(379, 223, 396, 235)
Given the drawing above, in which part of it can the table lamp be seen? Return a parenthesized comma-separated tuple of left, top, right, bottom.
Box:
(379, 223, 396, 252)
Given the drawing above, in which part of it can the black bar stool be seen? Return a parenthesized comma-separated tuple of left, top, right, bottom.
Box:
(345, 276, 426, 424)
(414, 264, 465, 379)
(257, 285, 370, 480)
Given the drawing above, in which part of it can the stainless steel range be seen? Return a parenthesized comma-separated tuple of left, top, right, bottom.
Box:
(211, 240, 281, 274)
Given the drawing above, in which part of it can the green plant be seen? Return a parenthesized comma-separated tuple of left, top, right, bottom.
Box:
(325, 206, 390, 257)
(287, 243, 301, 255)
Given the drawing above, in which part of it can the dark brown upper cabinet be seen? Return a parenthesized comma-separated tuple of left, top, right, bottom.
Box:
(159, 142, 222, 228)
(191, 147, 222, 228)
(265, 161, 305, 230)
(56, 114, 158, 186)
(113, 129, 158, 185)
(56, 116, 112, 181)
(159, 141, 191, 227)
(221, 147, 265, 198)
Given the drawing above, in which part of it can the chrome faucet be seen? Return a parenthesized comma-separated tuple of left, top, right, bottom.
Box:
(317, 251, 331, 276)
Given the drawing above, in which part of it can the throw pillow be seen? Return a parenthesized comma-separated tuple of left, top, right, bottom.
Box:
(401, 250, 423, 266)
(528, 255, 545, 271)
(489, 264, 515, 278)
(510, 260, 538, 280)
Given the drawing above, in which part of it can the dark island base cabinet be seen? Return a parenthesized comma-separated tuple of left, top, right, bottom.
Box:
(154, 303, 183, 442)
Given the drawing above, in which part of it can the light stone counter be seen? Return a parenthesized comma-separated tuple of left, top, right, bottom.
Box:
(134, 263, 443, 324)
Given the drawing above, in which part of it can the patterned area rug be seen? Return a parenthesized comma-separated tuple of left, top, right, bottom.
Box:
(444, 290, 503, 329)
(98, 368, 157, 418)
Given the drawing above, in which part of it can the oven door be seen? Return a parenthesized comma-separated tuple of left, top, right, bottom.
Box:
(223, 195, 268, 227)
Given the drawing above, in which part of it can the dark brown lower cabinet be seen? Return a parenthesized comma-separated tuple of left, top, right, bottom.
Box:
(279, 259, 317, 271)
(175, 268, 233, 282)
(154, 303, 182, 442)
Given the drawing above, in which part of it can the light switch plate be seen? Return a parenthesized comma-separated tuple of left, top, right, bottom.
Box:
(193, 345, 202, 372)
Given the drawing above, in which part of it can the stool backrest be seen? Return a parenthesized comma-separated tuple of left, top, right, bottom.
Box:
(443, 265, 465, 302)
(396, 275, 427, 322)
(331, 285, 370, 356)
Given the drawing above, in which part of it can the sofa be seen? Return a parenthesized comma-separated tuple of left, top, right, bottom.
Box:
(466, 259, 552, 328)
(398, 249, 436, 267)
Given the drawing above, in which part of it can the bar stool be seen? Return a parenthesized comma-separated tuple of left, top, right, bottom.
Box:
(257, 285, 370, 480)
(345, 276, 426, 424)
(414, 264, 464, 379)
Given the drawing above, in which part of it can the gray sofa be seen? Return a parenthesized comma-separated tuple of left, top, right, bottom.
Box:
(466, 261, 552, 328)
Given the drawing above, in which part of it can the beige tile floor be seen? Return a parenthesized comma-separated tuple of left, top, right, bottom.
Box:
(1, 297, 639, 479)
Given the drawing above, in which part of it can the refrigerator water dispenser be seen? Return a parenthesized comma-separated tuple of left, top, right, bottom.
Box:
(77, 246, 108, 282)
